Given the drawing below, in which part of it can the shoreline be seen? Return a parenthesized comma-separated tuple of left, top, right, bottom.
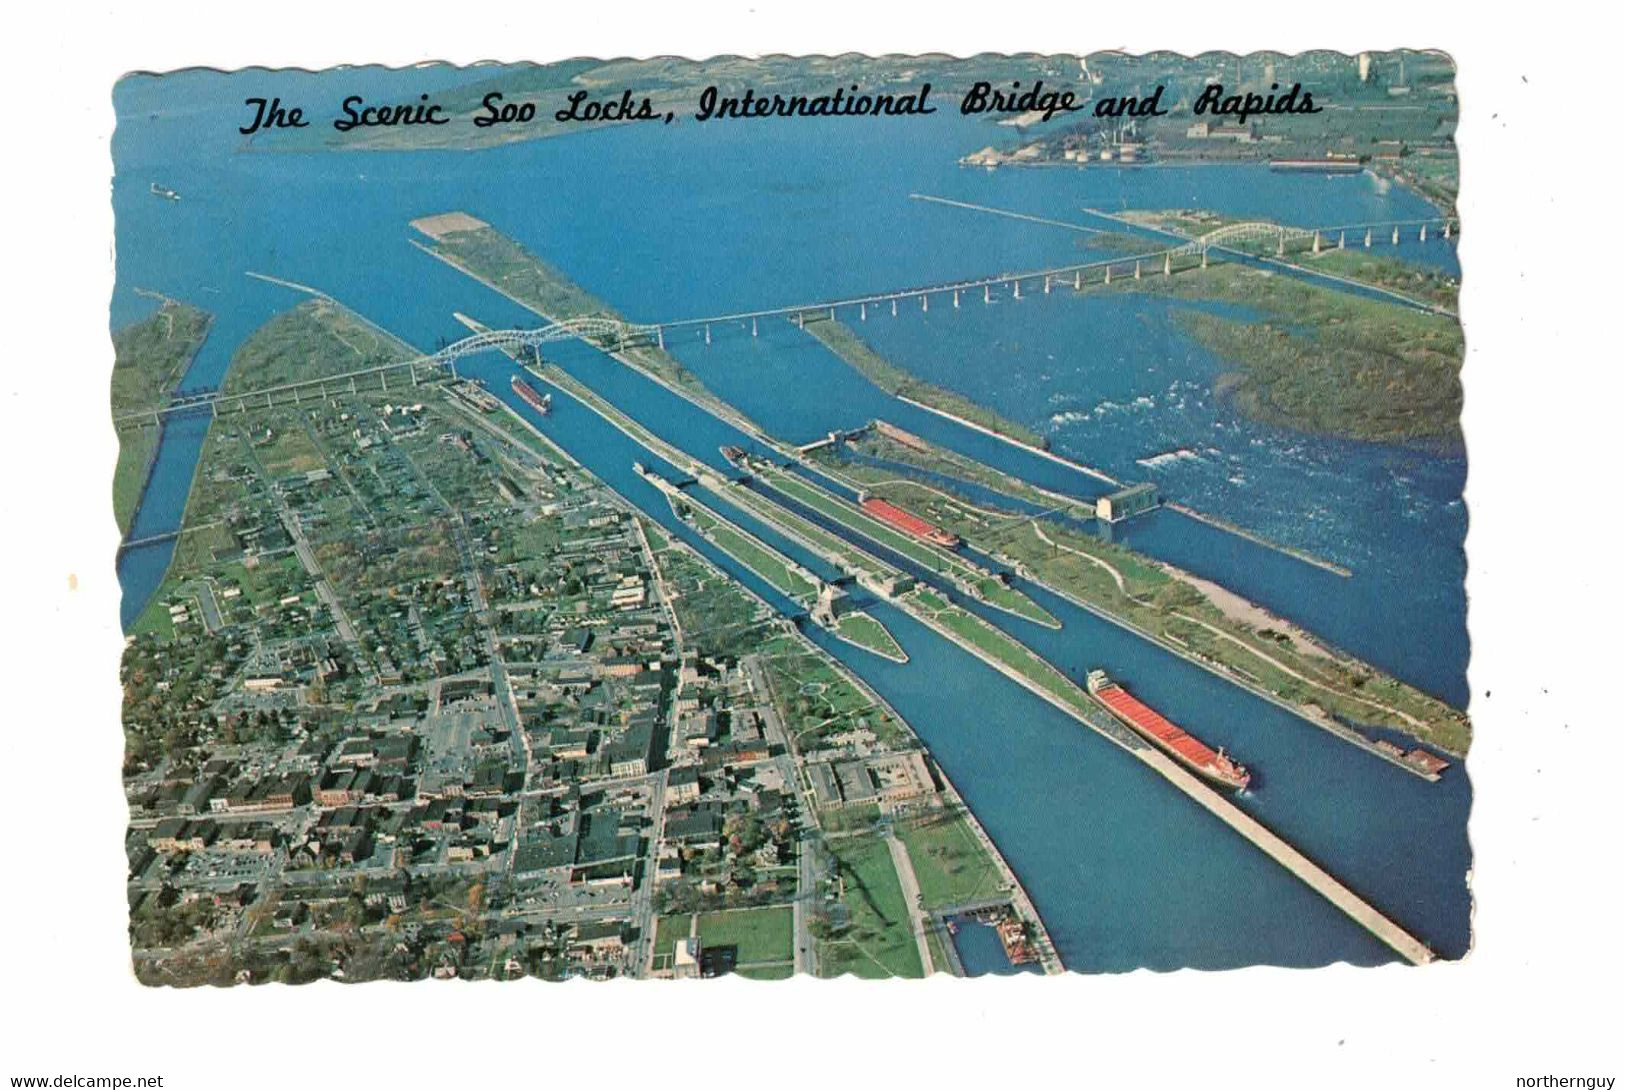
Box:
(896, 588, 1435, 965)
(993, 549, 1456, 770)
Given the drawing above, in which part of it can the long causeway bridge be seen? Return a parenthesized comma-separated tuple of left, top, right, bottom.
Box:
(114, 213, 1456, 430)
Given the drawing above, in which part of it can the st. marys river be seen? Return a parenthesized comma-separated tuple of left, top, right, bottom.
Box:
(114, 66, 1470, 970)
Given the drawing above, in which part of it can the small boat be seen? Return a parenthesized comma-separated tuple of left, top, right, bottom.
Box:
(150, 183, 181, 201)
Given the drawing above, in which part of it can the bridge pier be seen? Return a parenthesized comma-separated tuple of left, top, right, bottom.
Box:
(984, 284, 991, 304)
(1163, 253, 1171, 276)
(860, 303, 867, 321)
(1312, 231, 1321, 255)
(1074, 270, 1082, 290)
(952, 290, 960, 309)
(1444, 220, 1453, 240)
(1013, 279, 1022, 299)
(1276, 236, 1285, 256)
(1365, 228, 1373, 248)
(1133, 261, 1141, 281)
(1043, 276, 1051, 294)
(657, 326, 665, 350)
(1392, 226, 1400, 245)
(921, 294, 929, 313)
(1419, 224, 1428, 243)
(828, 306, 835, 322)
(891, 298, 898, 317)
(1200, 249, 1208, 269)
(704, 324, 711, 346)
(751, 317, 758, 338)
(1104, 266, 1112, 285)
(1338, 230, 1346, 250)
(349, 377, 357, 394)
(796, 311, 804, 330)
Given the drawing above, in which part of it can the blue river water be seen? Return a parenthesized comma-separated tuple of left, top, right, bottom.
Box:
(113, 66, 1471, 969)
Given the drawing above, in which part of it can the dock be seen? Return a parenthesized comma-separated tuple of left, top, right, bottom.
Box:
(901, 587, 1437, 965)
(1131, 734, 1435, 964)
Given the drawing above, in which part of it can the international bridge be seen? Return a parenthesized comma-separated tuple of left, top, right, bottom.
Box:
(113, 214, 1457, 431)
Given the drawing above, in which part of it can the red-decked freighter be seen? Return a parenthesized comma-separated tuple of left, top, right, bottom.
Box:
(859, 496, 960, 548)
(511, 376, 552, 415)
(1086, 670, 1251, 791)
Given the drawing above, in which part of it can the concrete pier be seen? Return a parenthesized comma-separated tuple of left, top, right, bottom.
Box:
(1132, 740, 1437, 966)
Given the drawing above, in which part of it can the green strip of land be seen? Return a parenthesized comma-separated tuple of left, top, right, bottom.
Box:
(1092, 247, 1463, 445)
(816, 834, 924, 979)
(896, 809, 1006, 911)
(830, 613, 906, 663)
(112, 301, 212, 533)
(755, 463, 1058, 628)
(672, 492, 819, 601)
(801, 316, 1048, 449)
(696, 905, 794, 966)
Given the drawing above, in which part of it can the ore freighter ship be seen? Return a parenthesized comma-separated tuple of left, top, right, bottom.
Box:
(1086, 670, 1251, 791)
(511, 376, 552, 415)
(859, 496, 960, 548)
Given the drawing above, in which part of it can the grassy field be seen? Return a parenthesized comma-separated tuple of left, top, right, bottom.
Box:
(896, 811, 1005, 911)
(419, 221, 718, 404)
(802, 317, 1046, 448)
(1299, 248, 1460, 311)
(696, 906, 794, 966)
(818, 834, 923, 979)
(221, 299, 413, 394)
(825, 426, 1100, 520)
(832, 612, 906, 662)
(650, 913, 696, 973)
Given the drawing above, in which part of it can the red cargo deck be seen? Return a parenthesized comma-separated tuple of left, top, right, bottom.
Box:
(860, 497, 960, 548)
(1089, 674, 1250, 790)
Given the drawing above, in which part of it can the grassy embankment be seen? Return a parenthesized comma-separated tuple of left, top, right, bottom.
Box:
(112, 301, 212, 533)
(1296, 248, 1460, 312)
(817, 425, 1098, 520)
(905, 587, 1096, 720)
(801, 315, 1047, 449)
(412, 219, 730, 410)
(1089, 235, 1462, 445)
(754, 463, 1058, 628)
(851, 453, 1468, 753)
(671, 493, 819, 602)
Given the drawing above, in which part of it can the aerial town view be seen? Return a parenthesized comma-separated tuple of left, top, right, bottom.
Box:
(113, 50, 1469, 983)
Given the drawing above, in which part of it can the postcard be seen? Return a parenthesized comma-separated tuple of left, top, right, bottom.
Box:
(113, 51, 1467, 983)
